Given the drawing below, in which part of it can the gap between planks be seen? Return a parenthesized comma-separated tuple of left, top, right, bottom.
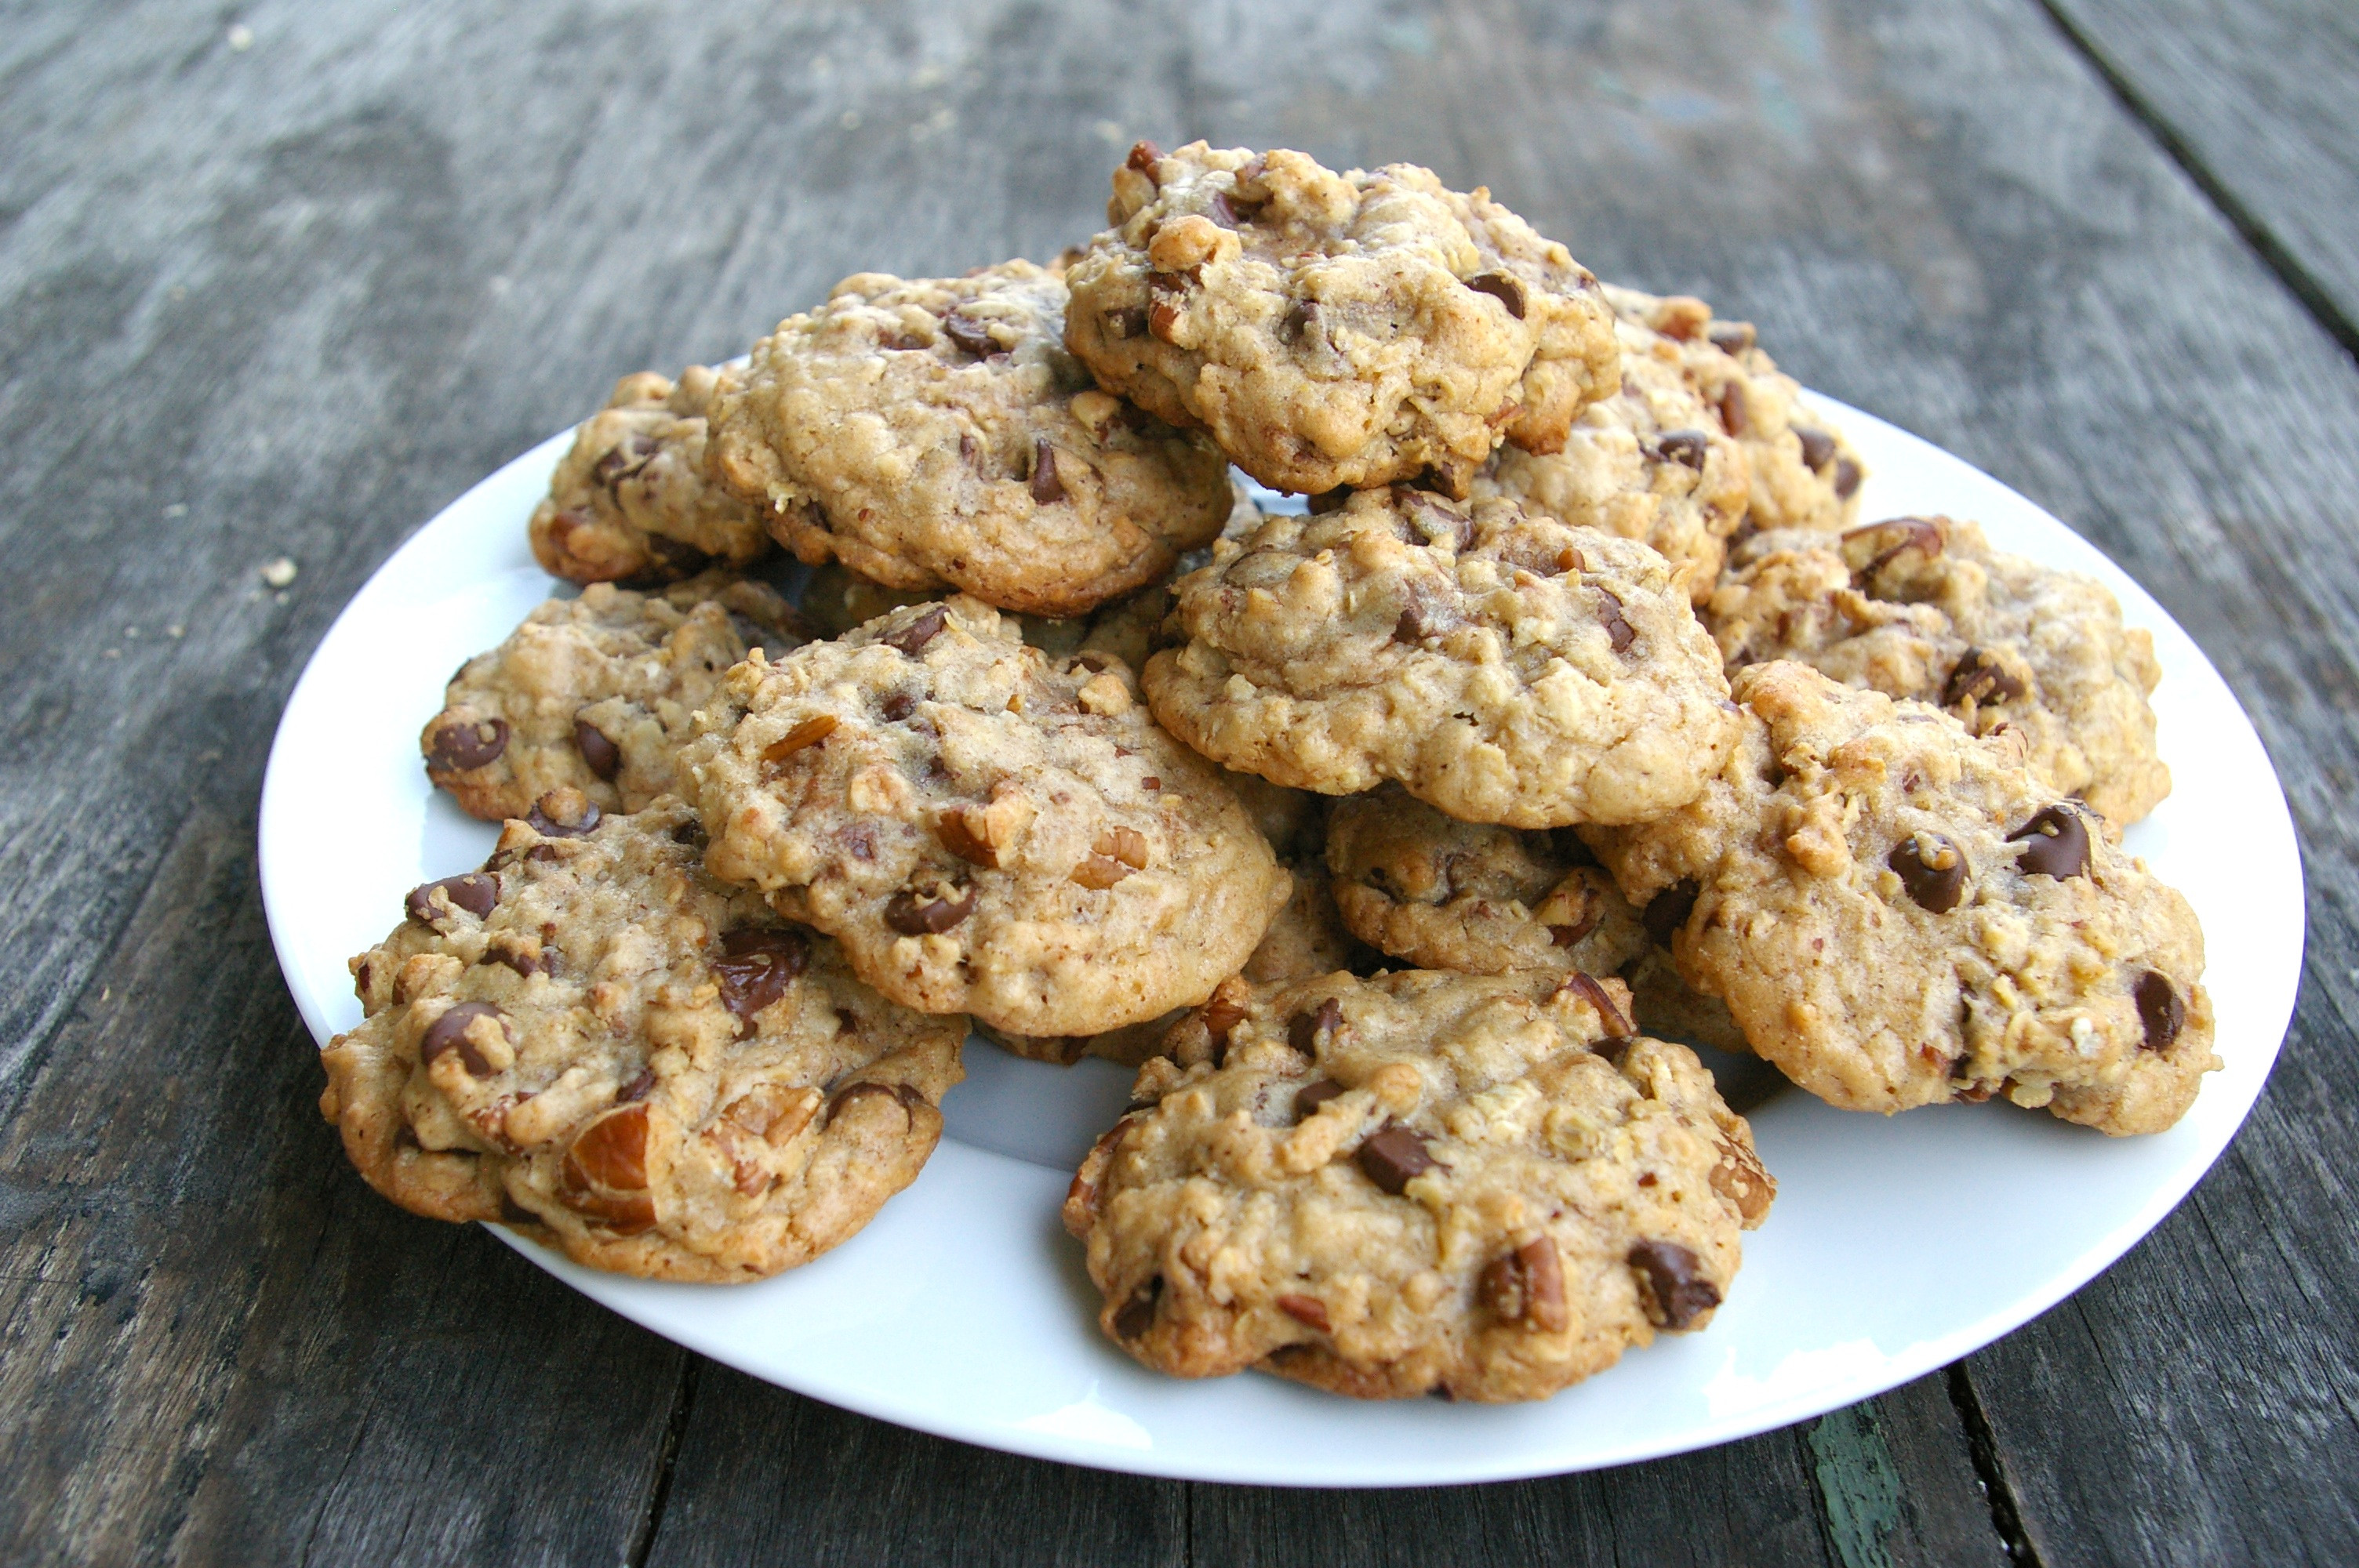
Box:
(2031, 0, 2359, 363)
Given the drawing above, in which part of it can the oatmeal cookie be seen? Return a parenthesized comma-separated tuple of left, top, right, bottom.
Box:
(1585, 661, 2215, 1134)
(1062, 969, 1771, 1401)
(1472, 307, 1751, 602)
(1707, 515, 2170, 825)
(423, 574, 809, 822)
(1604, 286, 1863, 534)
(1325, 787, 1648, 980)
(685, 597, 1292, 1036)
(529, 367, 772, 585)
(318, 796, 966, 1282)
(707, 260, 1233, 618)
(1143, 487, 1739, 826)
(1065, 142, 1619, 497)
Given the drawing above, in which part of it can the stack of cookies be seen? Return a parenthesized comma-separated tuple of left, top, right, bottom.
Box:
(320, 140, 2215, 1406)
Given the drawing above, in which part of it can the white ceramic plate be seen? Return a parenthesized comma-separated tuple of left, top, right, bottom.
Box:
(260, 397, 2302, 1486)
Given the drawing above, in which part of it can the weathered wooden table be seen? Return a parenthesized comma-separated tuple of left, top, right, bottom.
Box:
(6, 2, 2355, 1561)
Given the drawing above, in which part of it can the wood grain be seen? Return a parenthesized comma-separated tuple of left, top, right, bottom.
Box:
(1, 0, 2355, 1563)
(2042, 0, 2359, 347)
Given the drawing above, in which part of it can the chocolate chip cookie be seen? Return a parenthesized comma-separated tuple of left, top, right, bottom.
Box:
(1062, 969, 1771, 1401)
(1065, 142, 1619, 497)
(1472, 307, 1751, 602)
(1706, 515, 2171, 825)
(1584, 661, 2215, 1135)
(319, 797, 966, 1282)
(707, 260, 1233, 618)
(529, 367, 773, 585)
(1325, 787, 1648, 982)
(423, 573, 809, 822)
(979, 862, 1373, 1069)
(1143, 486, 1739, 826)
(685, 597, 1292, 1037)
(1605, 287, 1863, 534)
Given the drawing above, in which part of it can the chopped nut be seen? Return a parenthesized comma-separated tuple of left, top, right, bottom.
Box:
(761, 713, 838, 764)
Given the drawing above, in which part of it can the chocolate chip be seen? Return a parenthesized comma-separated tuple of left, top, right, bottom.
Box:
(2008, 805, 2092, 880)
(527, 790, 601, 839)
(422, 1002, 507, 1076)
(1392, 583, 1459, 644)
(1466, 271, 1526, 318)
(1030, 441, 1068, 504)
(1845, 515, 1944, 579)
(713, 927, 809, 1026)
(1943, 648, 2027, 709)
(1293, 1077, 1347, 1121)
(1289, 996, 1344, 1056)
(1125, 140, 1163, 174)
(1107, 306, 1148, 339)
(1655, 429, 1709, 470)
(1794, 428, 1836, 474)
(1114, 1275, 1163, 1339)
(826, 1080, 924, 1127)
(1834, 457, 1863, 499)
(1642, 880, 1700, 945)
(885, 883, 977, 935)
(1357, 1123, 1442, 1195)
(1888, 833, 1968, 913)
(2135, 971, 2184, 1051)
(1707, 322, 1757, 355)
(618, 1068, 656, 1103)
(1557, 971, 1634, 1040)
(1283, 299, 1321, 347)
(591, 432, 660, 487)
(882, 604, 949, 655)
(1597, 588, 1636, 653)
(1308, 486, 1350, 515)
(1716, 381, 1749, 438)
(881, 692, 916, 722)
(1209, 191, 1240, 227)
(942, 310, 995, 358)
(1629, 1240, 1720, 1329)
(573, 717, 622, 781)
(1399, 490, 1474, 552)
(405, 873, 498, 925)
(429, 717, 509, 771)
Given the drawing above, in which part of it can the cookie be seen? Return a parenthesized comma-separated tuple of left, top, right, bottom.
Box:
(1143, 486, 1739, 826)
(1584, 661, 2215, 1135)
(1604, 286, 1863, 534)
(1706, 515, 2171, 825)
(529, 367, 773, 586)
(1472, 307, 1751, 602)
(685, 596, 1292, 1036)
(707, 260, 1233, 617)
(1325, 787, 1648, 979)
(1620, 946, 1751, 1058)
(1061, 968, 1771, 1401)
(423, 574, 809, 822)
(318, 797, 966, 1282)
(978, 779, 1351, 1070)
(1065, 142, 1620, 497)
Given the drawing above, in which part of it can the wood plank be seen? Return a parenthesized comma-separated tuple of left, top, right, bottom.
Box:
(2042, 0, 2359, 346)
(1191, 1373, 2002, 1567)
(645, 1367, 1187, 1568)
